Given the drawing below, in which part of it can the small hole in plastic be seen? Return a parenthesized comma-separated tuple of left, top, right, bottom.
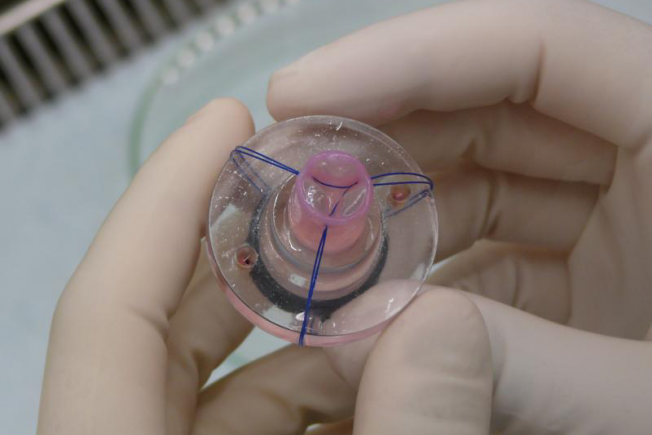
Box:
(389, 185, 411, 205)
(236, 245, 257, 269)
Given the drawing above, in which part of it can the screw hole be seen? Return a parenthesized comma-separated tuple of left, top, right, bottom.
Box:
(389, 185, 411, 206)
(236, 245, 257, 269)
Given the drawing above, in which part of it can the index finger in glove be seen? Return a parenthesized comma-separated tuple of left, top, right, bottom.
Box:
(268, 0, 652, 148)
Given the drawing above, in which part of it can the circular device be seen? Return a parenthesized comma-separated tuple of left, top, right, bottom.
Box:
(206, 116, 438, 346)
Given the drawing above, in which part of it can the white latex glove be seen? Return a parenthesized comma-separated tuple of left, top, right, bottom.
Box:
(37, 99, 357, 435)
(268, 0, 652, 433)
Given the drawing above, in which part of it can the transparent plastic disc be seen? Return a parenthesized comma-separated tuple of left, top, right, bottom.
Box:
(206, 116, 438, 346)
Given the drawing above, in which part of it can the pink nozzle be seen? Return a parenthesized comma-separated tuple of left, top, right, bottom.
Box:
(288, 151, 373, 253)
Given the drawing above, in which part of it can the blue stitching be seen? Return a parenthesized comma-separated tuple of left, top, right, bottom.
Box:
(298, 226, 328, 346)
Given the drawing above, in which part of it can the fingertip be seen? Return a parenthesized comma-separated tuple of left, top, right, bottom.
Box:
(411, 286, 481, 321)
(389, 287, 490, 363)
(152, 98, 254, 182)
(355, 286, 493, 435)
(114, 96, 256, 277)
(140, 97, 255, 206)
(267, 65, 304, 121)
(187, 97, 255, 131)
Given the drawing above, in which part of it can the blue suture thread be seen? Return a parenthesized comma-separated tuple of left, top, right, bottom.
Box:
(225, 146, 324, 345)
(384, 188, 431, 219)
(235, 146, 298, 174)
(313, 177, 357, 189)
(372, 171, 434, 219)
(329, 183, 357, 216)
(299, 226, 328, 346)
(299, 183, 356, 345)
(371, 171, 434, 190)
(234, 146, 299, 175)
(229, 150, 265, 193)
(234, 147, 273, 190)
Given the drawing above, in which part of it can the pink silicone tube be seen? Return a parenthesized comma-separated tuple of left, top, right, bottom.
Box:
(288, 151, 373, 253)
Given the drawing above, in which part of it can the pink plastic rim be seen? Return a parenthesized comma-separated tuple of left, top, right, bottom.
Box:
(293, 151, 373, 227)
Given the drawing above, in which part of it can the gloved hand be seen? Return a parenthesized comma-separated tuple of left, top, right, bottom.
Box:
(268, 0, 652, 434)
(37, 99, 357, 435)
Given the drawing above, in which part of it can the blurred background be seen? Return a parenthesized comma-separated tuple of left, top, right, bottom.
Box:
(0, 0, 650, 433)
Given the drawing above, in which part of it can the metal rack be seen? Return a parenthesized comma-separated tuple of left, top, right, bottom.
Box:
(0, 0, 225, 127)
